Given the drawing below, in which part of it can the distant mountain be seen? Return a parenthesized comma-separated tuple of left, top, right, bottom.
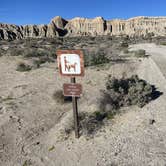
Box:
(0, 16, 166, 40)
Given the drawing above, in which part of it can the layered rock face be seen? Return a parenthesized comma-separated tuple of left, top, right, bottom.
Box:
(107, 16, 166, 36)
(0, 16, 166, 40)
(0, 16, 66, 40)
(65, 17, 106, 36)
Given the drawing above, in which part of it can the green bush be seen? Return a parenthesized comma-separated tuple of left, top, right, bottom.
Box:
(79, 112, 106, 136)
(32, 59, 41, 68)
(52, 90, 72, 104)
(123, 48, 129, 54)
(133, 49, 146, 57)
(16, 62, 31, 72)
(100, 75, 160, 112)
(23, 49, 46, 58)
(10, 48, 23, 56)
(120, 41, 129, 48)
(126, 49, 148, 58)
(159, 42, 166, 46)
(84, 49, 110, 67)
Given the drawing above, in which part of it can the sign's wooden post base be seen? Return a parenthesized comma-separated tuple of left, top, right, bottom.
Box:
(71, 77, 79, 138)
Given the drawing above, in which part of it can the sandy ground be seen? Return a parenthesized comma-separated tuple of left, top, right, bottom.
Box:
(0, 43, 166, 166)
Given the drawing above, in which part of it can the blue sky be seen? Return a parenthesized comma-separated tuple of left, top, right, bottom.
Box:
(0, 0, 166, 25)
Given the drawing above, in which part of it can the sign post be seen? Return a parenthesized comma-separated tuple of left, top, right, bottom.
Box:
(56, 50, 84, 138)
(71, 77, 79, 138)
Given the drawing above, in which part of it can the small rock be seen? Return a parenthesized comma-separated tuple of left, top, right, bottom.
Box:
(149, 119, 156, 125)
(105, 104, 114, 112)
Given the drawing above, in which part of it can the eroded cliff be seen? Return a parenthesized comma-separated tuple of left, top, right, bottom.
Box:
(0, 16, 166, 40)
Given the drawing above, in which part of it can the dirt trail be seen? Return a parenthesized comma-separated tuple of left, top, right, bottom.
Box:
(130, 43, 166, 79)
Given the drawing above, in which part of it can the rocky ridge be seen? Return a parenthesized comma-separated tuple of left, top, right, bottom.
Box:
(0, 16, 166, 40)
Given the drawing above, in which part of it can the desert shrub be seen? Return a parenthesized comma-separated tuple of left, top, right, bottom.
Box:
(100, 75, 161, 111)
(159, 42, 166, 46)
(79, 112, 106, 136)
(38, 56, 55, 64)
(52, 90, 72, 104)
(23, 47, 56, 68)
(47, 38, 63, 45)
(144, 32, 154, 41)
(84, 49, 110, 67)
(0, 49, 5, 56)
(120, 41, 129, 48)
(32, 59, 41, 68)
(23, 49, 46, 58)
(9, 48, 23, 56)
(126, 49, 148, 58)
(22, 160, 32, 166)
(123, 48, 129, 54)
(91, 52, 110, 66)
(133, 49, 146, 57)
(24, 38, 41, 48)
(16, 62, 31, 72)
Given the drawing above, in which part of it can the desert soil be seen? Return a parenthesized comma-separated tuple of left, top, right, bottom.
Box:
(0, 43, 166, 166)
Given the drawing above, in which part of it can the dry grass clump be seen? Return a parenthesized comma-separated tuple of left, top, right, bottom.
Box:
(79, 112, 106, 137)
(16, 62, 31, 72)
(52, 90, 72, 104)
(133, 49, 147, 57)
(159, 42, 166, 46)
(123, 49, 149, 58)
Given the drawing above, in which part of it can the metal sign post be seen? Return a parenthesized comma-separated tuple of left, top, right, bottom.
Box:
(56, 50, 84, 138)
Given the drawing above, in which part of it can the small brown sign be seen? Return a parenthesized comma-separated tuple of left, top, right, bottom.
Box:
(63, 83, 82, 97)
(56, 50, 84, 77)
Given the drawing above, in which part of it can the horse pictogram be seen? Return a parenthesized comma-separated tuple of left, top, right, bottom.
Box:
(64, 56, 77, 72)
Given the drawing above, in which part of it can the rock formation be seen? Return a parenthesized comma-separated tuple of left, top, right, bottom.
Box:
(107, 16, 166, 37)
(0, 16, 166, 40)
(65, 17, 106, 36)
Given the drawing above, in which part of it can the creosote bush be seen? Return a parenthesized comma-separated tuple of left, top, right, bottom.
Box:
(79, 112, 106, 136)
(123, 49, 148, 58)
(100, 74, 161, 111)
(16, 62, 31, 72)
(133, 49, 146, 57)
(52, 90, 72, 104)
(120, 41, 129, 48)
(84, 49, 110, 67)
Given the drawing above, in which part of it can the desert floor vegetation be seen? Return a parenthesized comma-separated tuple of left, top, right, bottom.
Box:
(0, 37, 166, 166)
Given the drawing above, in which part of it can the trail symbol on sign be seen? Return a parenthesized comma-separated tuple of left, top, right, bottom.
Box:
(62, 54, 80, 74)
(56, 50, 84, 77)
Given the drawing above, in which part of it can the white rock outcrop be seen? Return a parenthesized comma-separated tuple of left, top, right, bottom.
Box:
(0, 16, 166, 40)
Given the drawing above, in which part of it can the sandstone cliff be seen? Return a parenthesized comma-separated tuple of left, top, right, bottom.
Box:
(0, 16, 166, 40)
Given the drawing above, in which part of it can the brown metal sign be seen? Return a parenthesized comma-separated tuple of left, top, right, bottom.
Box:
(56, 50, 84, 77)
(63, 83, 82, 97)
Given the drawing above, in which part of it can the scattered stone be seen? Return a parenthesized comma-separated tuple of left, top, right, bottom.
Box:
(149, 119, 156, 125)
